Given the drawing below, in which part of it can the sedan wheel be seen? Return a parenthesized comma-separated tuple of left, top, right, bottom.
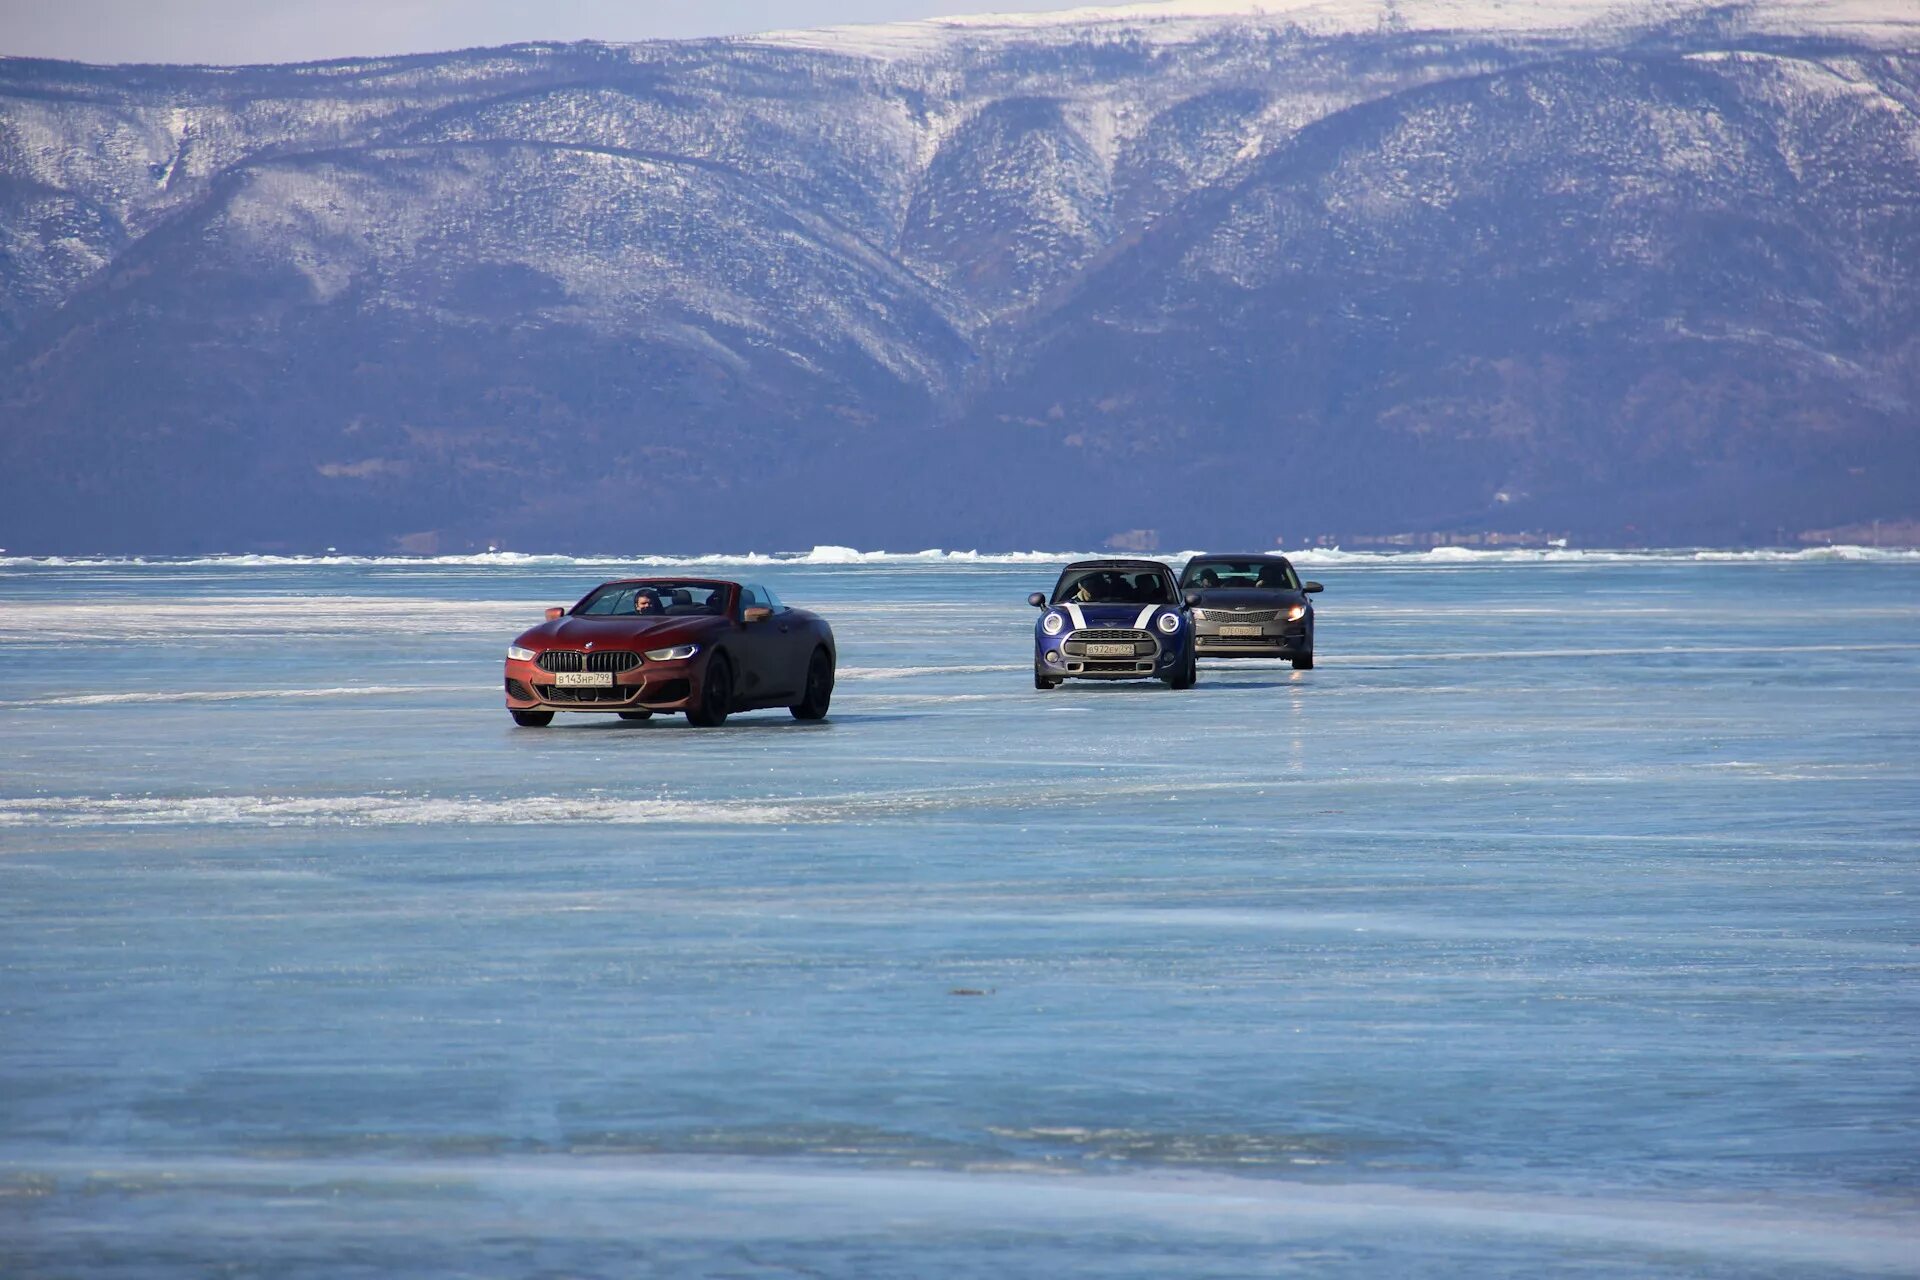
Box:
(686, 655, 733, 727)
(617, 710, 653, 721)
(791, 648, 835, 720)
(510, 708, 554, 727)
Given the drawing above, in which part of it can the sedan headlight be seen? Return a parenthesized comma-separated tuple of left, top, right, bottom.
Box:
(1041, 611, 1065, 636)
(645, 643, 700, 661)
(1286, 603, 1308, 622)
(506, 645, 537, 661)
(1156, 611, 1182, 635)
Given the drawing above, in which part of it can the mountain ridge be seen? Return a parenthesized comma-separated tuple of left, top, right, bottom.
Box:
(0, 1, 1914, 552)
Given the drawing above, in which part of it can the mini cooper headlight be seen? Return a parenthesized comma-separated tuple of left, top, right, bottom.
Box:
(506, 645, 537, 661)
(1156, 611, 1181, 635)
(1042, 611, 1065, 636)
(645, 643, 700, 661)
(1286, 603, 1308, 622)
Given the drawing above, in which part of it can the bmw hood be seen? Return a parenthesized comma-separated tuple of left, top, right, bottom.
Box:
(515, 614, 723, 650)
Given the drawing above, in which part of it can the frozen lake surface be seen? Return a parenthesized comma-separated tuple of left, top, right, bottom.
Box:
(2, 550, 1917, 1277)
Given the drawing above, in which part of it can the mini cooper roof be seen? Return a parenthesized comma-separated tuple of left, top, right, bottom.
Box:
(1058, 558, 1176, 572)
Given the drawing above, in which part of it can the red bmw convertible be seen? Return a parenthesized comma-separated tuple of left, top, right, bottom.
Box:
(503, 578, 836, 727)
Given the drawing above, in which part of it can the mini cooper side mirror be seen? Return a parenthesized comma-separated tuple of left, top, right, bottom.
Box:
(743, 605, 774, 623)
(545, 606, 565, 620)
(1303, 582, 1324, 594)
(1028, 592, 1047, 608)
(1184, 592, 1202, 608)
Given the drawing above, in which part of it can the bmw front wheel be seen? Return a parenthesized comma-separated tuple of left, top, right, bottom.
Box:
(510, 708, 554, 727)
(791, 648, 835, 720)
(687, 655, 733, 727)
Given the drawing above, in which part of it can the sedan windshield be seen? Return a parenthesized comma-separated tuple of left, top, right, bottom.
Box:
(1182, 560, 1298, 590)
(1054, 568, 1173, 604)
(575, 581, 730, 617)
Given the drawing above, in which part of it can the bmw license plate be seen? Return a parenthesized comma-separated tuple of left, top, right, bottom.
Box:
(1084, 643, 1135, 657)
(552, 671, 613, 688)
(1218, 625, 1264, 637)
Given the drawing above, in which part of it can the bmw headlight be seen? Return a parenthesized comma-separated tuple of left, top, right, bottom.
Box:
(1286, 603, 1308, 622)
(506, 645, 537, 661)
(1042, 611, 1065, 636)
(645, 643, 700, 661)
(1156, 611, 1181, 635)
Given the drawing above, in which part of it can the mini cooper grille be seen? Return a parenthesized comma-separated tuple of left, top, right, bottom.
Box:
(1195, 609, 1280, 623)
(1070, 629, 1153, 642)
(537, 649, 641, 673)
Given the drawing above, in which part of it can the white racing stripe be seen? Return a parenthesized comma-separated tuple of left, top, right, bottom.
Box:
(1062, 602, 1087, 630)
(1133, 605, 1158, 630)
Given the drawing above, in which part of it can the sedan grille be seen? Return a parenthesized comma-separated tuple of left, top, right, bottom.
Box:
(537, 649, 641, 673)
(1195, 609, 1280, 623)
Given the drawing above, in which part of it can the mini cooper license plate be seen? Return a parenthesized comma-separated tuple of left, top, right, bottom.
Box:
(1084, 643, 1135, 657)
(552, 671, 613, 688)
(1218, 625, 1264, 637)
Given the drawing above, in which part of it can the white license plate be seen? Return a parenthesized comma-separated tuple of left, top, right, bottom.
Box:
(552, 671, 613, 688)
(1218, 625, 1264, 637)
(1084, 643, 1135, 657)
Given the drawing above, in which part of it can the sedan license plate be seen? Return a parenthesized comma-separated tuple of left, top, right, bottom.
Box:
(1084, 643, 1135, 657)
(552, 671, 613, 688)
(1219, 625, 1264, 638)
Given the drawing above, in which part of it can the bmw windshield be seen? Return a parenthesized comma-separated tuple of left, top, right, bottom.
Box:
(574, 581, 731, 617)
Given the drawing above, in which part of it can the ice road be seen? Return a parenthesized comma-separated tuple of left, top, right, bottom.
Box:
(1, 549, 1916, 1277)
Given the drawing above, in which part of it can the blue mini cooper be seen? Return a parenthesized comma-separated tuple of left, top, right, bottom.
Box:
(1028, 559, 1198, 690)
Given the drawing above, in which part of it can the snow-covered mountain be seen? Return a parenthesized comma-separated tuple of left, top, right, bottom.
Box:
(1, 0, 1915, 551)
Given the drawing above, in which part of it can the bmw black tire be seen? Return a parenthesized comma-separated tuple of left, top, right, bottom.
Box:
(510, 708, 554, 727)
(687, 655, 733, 727)
(1035, 669, 1061, 690)
(618, 710, 653, 721)
(791, 648, 835, 720)
(1292, 651, 1314, 671)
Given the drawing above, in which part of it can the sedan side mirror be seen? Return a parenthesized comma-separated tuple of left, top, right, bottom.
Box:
(1303, 581, 1324, 594)
(743, 605, 773, 624)
(545, 606, 566, 620)
(1184, 592, 1202, 608)
(1028, 592, 1047, 608)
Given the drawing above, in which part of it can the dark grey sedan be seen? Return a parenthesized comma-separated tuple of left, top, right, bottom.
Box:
(1179, 554, 1324, 670)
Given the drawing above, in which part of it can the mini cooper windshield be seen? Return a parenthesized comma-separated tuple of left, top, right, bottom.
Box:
(1053, 567, 1175, 605)
(575, 581, 730, 617)
(1181, 559, 1300, 590)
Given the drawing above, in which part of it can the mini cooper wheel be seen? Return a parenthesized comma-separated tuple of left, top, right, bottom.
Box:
(791, 648, 835, 721)
(618, 710, 653, 721)
(510, 708, 554, 727)
(1166, 651, 1197, 690)
(1035, 669, 1061, 690)
(1292, 651, 1314, 671)
(687, 654, 733, 727)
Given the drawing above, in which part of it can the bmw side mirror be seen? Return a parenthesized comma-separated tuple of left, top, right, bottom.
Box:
(1303, 582, 1324, 594)
(1028, 592, 1047, 608)
(545, 606, 565, 620)
(1184, 592, 1201, 608)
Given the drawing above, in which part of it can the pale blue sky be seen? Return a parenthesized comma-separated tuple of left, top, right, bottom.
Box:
(0, 0, 1093, 65)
